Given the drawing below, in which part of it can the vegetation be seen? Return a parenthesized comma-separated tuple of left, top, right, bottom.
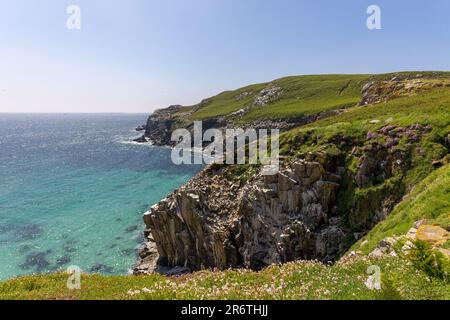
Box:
(409, 240, 449, 282)
(1, 256, 448, 300)
(189, 74, 370, 121)
(351, 164, 450, 254)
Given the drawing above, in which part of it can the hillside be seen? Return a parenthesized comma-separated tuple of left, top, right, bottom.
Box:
(2, 71, 450, 300)
(189, 74, 370, 121)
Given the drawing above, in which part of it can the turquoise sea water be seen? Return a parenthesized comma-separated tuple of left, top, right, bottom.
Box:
(0, 114, 202, 280)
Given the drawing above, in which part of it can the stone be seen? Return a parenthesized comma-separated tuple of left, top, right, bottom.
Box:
(253, 86, 283, 107)
(133, 135, 148, 143)
(414, 220, 426, 229)
(135, 125, 146, 131)
(401, 240, 414, 254)
(416, 225, 449, 246)
(406, 227, 417, 239)
(369, 248, 385, 258)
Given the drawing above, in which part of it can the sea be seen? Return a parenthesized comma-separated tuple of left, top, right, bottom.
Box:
(0, 113, 202, 280)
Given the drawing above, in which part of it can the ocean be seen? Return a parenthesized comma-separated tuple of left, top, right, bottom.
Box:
(0, 113, 202, 280)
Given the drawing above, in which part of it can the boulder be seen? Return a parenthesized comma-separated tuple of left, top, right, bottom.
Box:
(416, 225, 449, 246)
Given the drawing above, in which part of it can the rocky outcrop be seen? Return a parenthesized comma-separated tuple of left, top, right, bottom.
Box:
(134, 154, 350, 274)
(359, 74, 450, 106)
(144, 105, 188, 146)
(367, 221, 450, 258)
(253, 86, 283, 107)
(133, 135, 148, 143)
(235, 160, 345, 269)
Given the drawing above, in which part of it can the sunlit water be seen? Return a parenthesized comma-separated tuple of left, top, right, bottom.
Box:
(0, 113, 202, 280)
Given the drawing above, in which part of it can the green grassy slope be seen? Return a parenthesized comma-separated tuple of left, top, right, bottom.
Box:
(182, 71, 450, 124)
(1, 256, 448, 300)
(351, 164, 450, 254)
(190, 74, 370, 121)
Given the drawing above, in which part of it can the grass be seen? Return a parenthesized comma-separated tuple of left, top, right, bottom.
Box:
(281, 87, 450, 151)
(351, 164, 450, 254)
(189, 74, 370, 121)
(1, 256, 448, 300)
(181, 71, 450, 124)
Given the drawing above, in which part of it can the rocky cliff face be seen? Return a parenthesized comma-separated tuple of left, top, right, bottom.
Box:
(134, 151, 355, 274)
(143, 105, 188, 146)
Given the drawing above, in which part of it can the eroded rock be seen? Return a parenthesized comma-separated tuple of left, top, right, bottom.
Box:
(134, 157, 349, 274)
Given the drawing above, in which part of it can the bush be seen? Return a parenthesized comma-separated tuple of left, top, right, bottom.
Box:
(409, 240, 449, 282)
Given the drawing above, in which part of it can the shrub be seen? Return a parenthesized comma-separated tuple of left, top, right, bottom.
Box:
(409, 240, 449, 282)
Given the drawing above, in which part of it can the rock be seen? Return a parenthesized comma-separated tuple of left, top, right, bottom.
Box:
(416, 225, 449, 246)
(135, 125, 146, 131)
(432, 160, 443, 168)
(359, 77, 450, 106)
(401, 240, 414, 254)
(406, 227, 417, 239)
(133, 135, 148, 143)
(235, 92, 251, 101)
(339, 250, 361, 264)
(445, 134, 450, 147)
(133, 241, 159, 275)
(134, 154, 350, 274)
(414, 220, 426, 229)
(369, 248, 385, 258)
(253, 86, 283, 107)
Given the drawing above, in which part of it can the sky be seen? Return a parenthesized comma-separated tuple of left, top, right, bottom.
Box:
(0, 0, 449, 113)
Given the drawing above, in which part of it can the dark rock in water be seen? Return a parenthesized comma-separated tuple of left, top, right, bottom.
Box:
(135, 125, 146, 131)
(56, 255, 71, 267)
(16, 224, 44, 240)
(19, 244, 32, 253)
(63, 244, 76, 253)
(121, 248, 137, 256)
(133, 135, 148, 143)
(1, 223, 45, 241)
(125, 225, 139, 233)
(135, 232, 145, 244)
(20, 250, 52, 271)
(89, 263, 114, 274)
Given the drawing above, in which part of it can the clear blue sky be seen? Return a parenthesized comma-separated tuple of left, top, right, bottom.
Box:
(1, 0, 449, 113)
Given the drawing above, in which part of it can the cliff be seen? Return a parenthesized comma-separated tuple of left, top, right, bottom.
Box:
(134, 72, 450, 275)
